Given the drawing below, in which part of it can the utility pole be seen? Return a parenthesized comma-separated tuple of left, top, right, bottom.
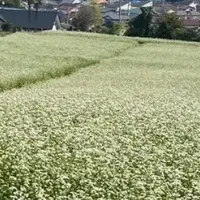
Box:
(119, 0, 121, 22)
(162, 0, 165, 12)
(66, 7, 70, 24)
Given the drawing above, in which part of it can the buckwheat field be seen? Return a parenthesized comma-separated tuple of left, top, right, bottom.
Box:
(1, 32, 200, 199)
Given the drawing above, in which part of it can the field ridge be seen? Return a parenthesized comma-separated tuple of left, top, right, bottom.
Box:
(0, 57, 99, 92)
(0, 32, 134, 92)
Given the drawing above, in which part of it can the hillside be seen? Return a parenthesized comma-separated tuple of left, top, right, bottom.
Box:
(1, 32, 200, 199)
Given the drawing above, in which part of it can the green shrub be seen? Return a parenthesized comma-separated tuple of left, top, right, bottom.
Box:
(1, 22, 14, 32)
(110, 22, 127, 35)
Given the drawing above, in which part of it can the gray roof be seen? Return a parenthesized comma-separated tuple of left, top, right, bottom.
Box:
(42, 0, 59, 6)
(109, 0, 122, 3)
(106, 0, 152, 10)
(59, 0, 81, 5)
(172, 0, 194, 6)
(59, 0, 74, 5)
(103, 6, 141, 17)
(129, 7, 141, 15)
(0, 8, 58, 30)
(176, 10, 200, 16)
(42, 0, 62, 4)
(132, 0, 152, 7)
(0, 14, 5, 22)
(81, 1, 91, 6)
(103, 11, 131, 21)
(106, 0, 130, 9)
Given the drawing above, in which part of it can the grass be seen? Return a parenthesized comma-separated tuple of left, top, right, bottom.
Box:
(0, 32, 11, 37)
(1, 32, 200, 199)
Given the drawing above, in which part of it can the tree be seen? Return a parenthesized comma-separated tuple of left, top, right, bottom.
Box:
(1, 22, 13, 32)
(91, 0, 102, 31)
(126, 7, 153, 37)
(72, 1, 102, 32)
(104, 22, 126, 35)
(156, 14, 184, 39)
(2, 0, 21, 7)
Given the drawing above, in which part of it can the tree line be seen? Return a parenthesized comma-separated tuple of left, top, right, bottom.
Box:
(70, 5, 200, 42)
(2, 0, 200, 42)
(125, 7, 200, 42)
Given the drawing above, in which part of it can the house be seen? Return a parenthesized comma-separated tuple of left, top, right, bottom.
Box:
(141, 1, 153, 7)
(107, 0, 152, 13)
(183, 19, 200, 29)
(176, 9, 200, 29)
(128, 7, 141, 16)
(40, 0, 59, 9)
(81, 0, 108, 5)
(103, 8, 131, 23)
(189, 1, 197, 11)
(153, 2, 176, 15)
(102, 0, 144, 23)
(103, 10, 131, 23)
(59, 0, 81, 5)
(57, 0, 81, 17)
(0, 8, 61, 31)
(58, 3, 79, 14)
(132, 0, 153, 8)
(172, 0, 194, 7)
(176, 5, 194, 11)
(116, 1, 132, 12)
(106, 0, 130, 12)
(176, 10, 200, 20)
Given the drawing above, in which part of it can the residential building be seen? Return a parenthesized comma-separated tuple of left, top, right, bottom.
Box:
(0, 8, 61, 31)
(103, 11, 131, 23)
(183, 19, 200, 28)
(176, 10, 200, 20)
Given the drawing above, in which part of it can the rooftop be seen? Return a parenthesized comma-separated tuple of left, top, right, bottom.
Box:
(183, 19, 200, 26)
(103, 11, 131, 20)
(177, 10, 200, 15)
(0, 8, 59, 30)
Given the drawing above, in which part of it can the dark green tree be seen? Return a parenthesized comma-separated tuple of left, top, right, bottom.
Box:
(126, 7, 153, 37)
(156, 13, 184, 39)
(1, 22, 13, 32)
(2, 0, 21, 7)
(72, 1, 102, 32)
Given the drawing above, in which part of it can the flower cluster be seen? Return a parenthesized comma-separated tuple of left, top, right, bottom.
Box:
(0, 33, 200, 199)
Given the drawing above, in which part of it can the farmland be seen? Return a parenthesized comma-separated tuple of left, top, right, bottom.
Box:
(1, 32, 200, 199)
(0, 32, 131, 91)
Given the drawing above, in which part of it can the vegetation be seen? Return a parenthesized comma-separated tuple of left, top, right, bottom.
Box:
(2, 0, 21, 7)
(102, 22, 127, 35)
(126, 10, 200, 42)
(0, 32, 131, 91)
(126, 7, 153, 37)
(0, 32, 11, 36)
(1, 32, 200, 199)
(156, 13, 184, 39)
(1, 22, 14, 32)
(72, 1, 102, 32)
